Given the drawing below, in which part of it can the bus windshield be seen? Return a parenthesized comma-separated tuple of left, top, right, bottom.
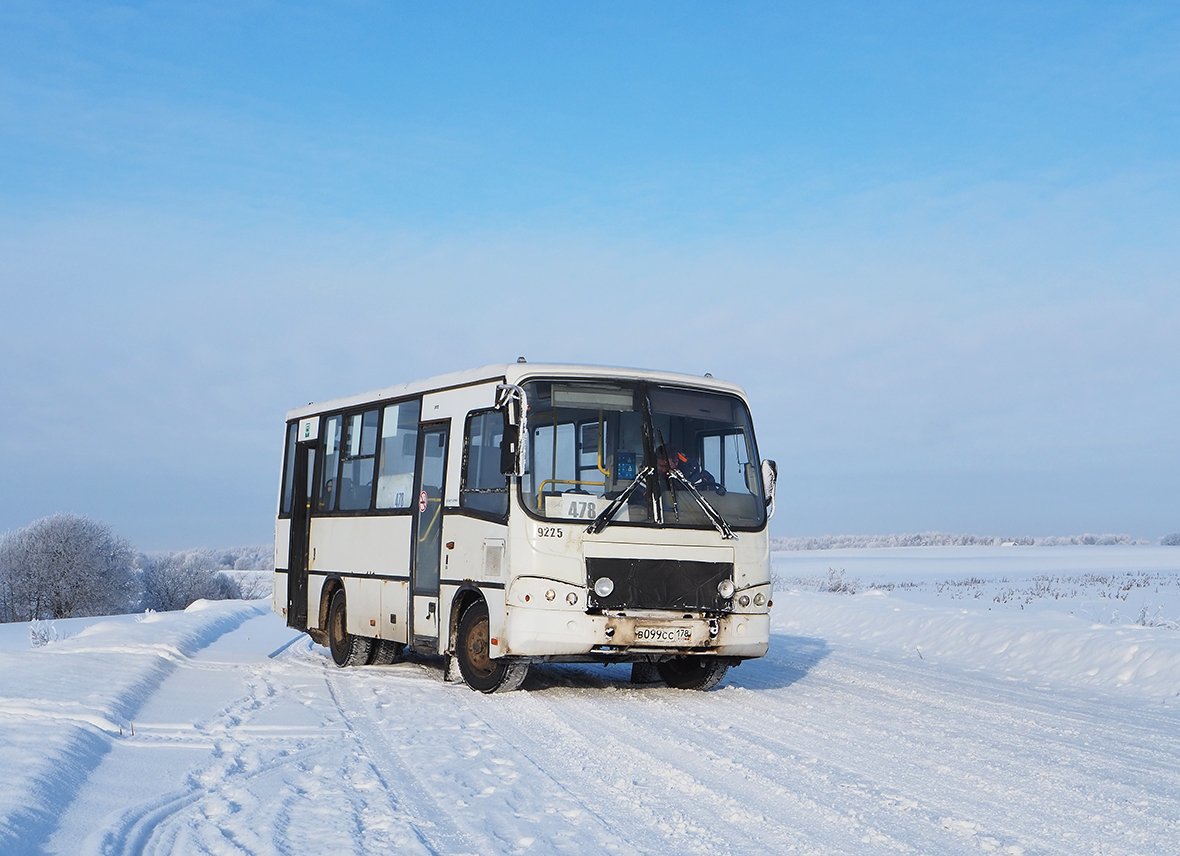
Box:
(519, 380, 766, 530)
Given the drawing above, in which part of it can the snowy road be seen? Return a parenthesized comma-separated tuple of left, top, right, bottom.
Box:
(4, 556, 1180, 855)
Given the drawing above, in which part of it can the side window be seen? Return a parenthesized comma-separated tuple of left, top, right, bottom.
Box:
(338, 409, 380, 511)
(317, 415, 342, 512)
(702, 432, 757, 495)
(462, 410, 509, 518)
(376, 399, 421, 509)
(280, 422, 298, 515)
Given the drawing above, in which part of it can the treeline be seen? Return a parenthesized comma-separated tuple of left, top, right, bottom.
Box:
(0, 514, 272, 624)
(772, 532, 1163, 551)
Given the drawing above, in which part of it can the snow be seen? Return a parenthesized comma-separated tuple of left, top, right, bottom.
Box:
(2, 547, 1179, 855)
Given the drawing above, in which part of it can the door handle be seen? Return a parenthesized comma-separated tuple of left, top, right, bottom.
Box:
(427, 602, 436, 619)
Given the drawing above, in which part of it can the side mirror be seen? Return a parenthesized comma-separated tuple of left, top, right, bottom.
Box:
(495, 382, 529, 477)
(761, 459, 778, 519)
(500, 423, 521, 476)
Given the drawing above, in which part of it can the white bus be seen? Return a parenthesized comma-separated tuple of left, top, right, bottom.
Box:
(273, 362, 777, 692)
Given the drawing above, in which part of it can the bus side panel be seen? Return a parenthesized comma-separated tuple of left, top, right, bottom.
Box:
(438, 513, 510, 657)
(479, 585, 509, 659)
(381, 579, 410, 644)
(308, 516, 413, 579)
(439, 514, 507, 584)
(272, 570, 288, 619)
(272, 518, 291, 618)
(274, 518, 291, 570)
(344, 576, 383, 637)
(307, 573, 329, 630)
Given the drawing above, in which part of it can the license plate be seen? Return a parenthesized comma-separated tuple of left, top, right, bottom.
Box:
(634, 625, 692, 644)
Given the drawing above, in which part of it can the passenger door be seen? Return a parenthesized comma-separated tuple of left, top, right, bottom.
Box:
(410, 422, 449, 650)
(286, 418, 318, 630)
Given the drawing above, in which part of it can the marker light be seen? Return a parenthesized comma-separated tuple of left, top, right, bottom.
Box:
(594, 577, 615, 598)
(717, 579, 736, 599)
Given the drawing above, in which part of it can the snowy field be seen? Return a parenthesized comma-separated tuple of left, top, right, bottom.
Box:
(2, 547, 1179, 855)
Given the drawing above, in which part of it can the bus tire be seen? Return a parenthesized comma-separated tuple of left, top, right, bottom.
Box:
(369, 639, 404, 666)
(456, 601, 529, 693)
(327, 588, 374, 667)
(657, 656, 729, 691)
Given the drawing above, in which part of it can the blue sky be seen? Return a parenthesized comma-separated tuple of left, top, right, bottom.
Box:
(2, 1, 1177, 548)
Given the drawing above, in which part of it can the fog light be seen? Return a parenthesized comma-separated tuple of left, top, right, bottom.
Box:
(717, 579, 735, 599)
(738, 594, 750, 608)
(566, 591, 578, 606)
(545, 589, 556, 601)
(754, 593, 766, 607)
(594, 577, 615, 597)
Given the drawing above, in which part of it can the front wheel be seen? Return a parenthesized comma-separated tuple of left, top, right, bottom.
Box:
(456, 601, 529, 693)
(657, 656, 730, 691)
(327, 588, 374, 667)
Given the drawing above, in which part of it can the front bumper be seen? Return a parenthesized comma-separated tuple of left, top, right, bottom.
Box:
(502, 605, 770, 659)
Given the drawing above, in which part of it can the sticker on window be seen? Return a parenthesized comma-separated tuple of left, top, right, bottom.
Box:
(543, 493, 609, 520)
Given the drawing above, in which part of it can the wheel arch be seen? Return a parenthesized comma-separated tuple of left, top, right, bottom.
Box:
(316, 576, 345, 632)
(447, 584, 486, 655)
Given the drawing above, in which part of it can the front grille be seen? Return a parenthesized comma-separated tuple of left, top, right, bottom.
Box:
(586, 558, 733, 611)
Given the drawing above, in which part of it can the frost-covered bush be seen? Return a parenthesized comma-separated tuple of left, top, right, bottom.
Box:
(139, 553, 243, 612)
(28, 619, 61, 647)
(0, 514, 135, 622)
(1161, 533, 1180, 546)
(821, 568, 859, 594)
(138, 545, 273, 573)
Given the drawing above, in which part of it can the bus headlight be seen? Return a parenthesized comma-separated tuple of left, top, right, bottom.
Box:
(717, 579, 735, 599)
(545, 589, 556, 601)
(754, 593, 766, 607)
(594, 577, 615, 598)
(738, 594, 750, 608)
(566, 592, 578, 606)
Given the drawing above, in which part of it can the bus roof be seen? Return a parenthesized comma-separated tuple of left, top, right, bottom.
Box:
(285, 363, 750, 420)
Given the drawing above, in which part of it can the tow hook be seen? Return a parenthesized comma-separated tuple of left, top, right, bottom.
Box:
(708, 618, 719, 638)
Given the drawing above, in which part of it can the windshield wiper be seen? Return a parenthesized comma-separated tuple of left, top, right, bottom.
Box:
(664, 468, 737, 540)
(585, 466, 653, 535)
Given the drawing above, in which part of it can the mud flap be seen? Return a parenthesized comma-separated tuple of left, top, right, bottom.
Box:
(631, 662, 662, 684)
(443, 652, 462, 682)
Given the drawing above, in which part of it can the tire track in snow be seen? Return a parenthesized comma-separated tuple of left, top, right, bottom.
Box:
(79, 659, 346, 856)
(33, 607, 1180, 856)
(726, 643, 1180, 855)
(2, 604, 266, 856)
(84, 630, 476, 856)
(474, 672, 924, 856)
(323, 668, 481, 856)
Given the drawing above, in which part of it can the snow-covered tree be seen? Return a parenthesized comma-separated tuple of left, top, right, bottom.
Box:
(139, 552, 242, 612)
(0, 514, 135, 622)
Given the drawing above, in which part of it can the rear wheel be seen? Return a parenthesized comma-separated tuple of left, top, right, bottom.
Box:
(456, 601, 529, 693)
(327, 588, 374, 667)
(369, 639, 404, 665)
(657, 655, 730, 691)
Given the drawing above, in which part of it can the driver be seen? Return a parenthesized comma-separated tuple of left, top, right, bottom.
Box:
(655, 444, 726, 495)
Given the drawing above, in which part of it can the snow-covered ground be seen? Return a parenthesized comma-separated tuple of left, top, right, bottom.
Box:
(3, 547, 1179, 855)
